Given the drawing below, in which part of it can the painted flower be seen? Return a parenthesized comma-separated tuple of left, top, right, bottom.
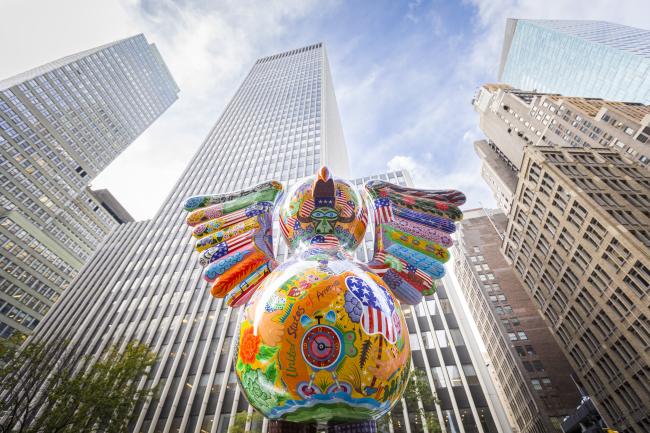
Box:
(240, 327, 261, 364)
(241, 367, 283, 412)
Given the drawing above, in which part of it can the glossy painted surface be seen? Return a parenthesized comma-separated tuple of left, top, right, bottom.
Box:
(236, 249, 410, 422)
(183, 166, 465, 423)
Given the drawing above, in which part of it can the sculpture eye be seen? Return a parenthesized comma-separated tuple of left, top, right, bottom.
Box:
(312, 211, 324, 218)
(325, 211, 338, 218)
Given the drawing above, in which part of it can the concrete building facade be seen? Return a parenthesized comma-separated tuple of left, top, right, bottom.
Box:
(29, 44, 513, 433)
(0, 34, 178, 338)
(501, 145, 650, 433)
(499, 20, 650, 104)
(453, 208, 581, 433)
(473, 84, 650, 212)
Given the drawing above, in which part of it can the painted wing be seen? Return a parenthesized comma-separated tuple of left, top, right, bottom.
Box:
(363, 180, 465, 305)
(183, 181, 283, 307)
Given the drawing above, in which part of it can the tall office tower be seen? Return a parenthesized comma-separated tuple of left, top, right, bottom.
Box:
(453, 208, 581, 433)
(0, 34, 178, 338)
(29, 43, 512, 433)
(473, 83, 650, 212)
(498, 19, 650, 104)
(500, 145, 650, 433)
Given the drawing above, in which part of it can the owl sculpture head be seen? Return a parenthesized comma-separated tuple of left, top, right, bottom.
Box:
(279, 166, 368, 251)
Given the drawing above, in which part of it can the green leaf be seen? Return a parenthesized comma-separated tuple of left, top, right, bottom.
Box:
(256, 344, 278, 361)
(266, 362, 277, 383)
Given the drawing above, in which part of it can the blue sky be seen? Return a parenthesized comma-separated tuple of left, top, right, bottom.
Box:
(1, 0, 647, 219)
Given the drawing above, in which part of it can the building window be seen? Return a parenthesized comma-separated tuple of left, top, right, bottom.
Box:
(531, 379, 542, 391)
(508, 333, 517, 341)
(443, 410, 460, 433)
(517, 331, 528, 340)
(526, 345, 536, 356)
(450, 329, 465, 346)
(446, 365, 462, 387)
(432, 367, 446, 388)
(436, 330, 448, 348)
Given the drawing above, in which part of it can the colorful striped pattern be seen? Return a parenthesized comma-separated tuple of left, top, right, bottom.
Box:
(389, 217, 453, 247)
(387, 193, 463, 221)
(393, 207, 457, 234)
(183, 180, 283, 304)
(363, 180, 464, 306)
(224, 262, 274, 307)
(382, 225, 449, 263)
(386, 244, 446, 279)
(365, 180, 466, 206)
(203, 247, 253, 282)
(373, 198, 394, 224)
(198, 232, 253, 267)
(183, 181, 282, 211)
(195, 217, 260, 252)
(192, 202, 272, 237)
(210, 250, 269, 297)
(335, 189, 355, 217)
(372, 251, 433, 287)
(300, 197, 314, 216)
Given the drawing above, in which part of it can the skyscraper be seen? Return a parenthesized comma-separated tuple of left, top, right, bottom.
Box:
(30, 43, 348, 433)
(453, 208, 581, 433)
(501, 145, 650, 433)
(30, 44, 512, 433)
(499, 19, 650, 103)
(472, 83, 650, 212)
(0, 34, 178, 338)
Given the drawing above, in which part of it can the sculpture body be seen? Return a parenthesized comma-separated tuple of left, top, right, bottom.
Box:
(237, 250, 410, 422)
(183, 167, 465, 427)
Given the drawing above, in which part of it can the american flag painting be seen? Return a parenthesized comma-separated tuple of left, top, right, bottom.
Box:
(198, 232, 252, 266)
(300, 197, 315, 215)
(373, 251, 434, 288)
(310, 234, 339, 247)
(345, 275, 397, 343)
(279, 217, 290, 239)
(192, 202, 272, 237)
(335, 189, 355, 217)
(359, 207, 368, 226)
(373, 198, 394, 224)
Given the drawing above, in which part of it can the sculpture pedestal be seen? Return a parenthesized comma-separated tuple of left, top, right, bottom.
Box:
(267, 420, 377, 433)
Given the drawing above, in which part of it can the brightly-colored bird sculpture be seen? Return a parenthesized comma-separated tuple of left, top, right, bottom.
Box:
(182, 166, 465, 431)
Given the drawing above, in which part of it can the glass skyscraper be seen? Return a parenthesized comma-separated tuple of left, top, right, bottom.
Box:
(30, 44, 511, 433)
(499, 20, 650, 103)
(0, 34, 178, 338)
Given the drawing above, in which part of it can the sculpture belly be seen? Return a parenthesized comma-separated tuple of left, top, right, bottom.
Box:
(234, 256, 411, 423)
